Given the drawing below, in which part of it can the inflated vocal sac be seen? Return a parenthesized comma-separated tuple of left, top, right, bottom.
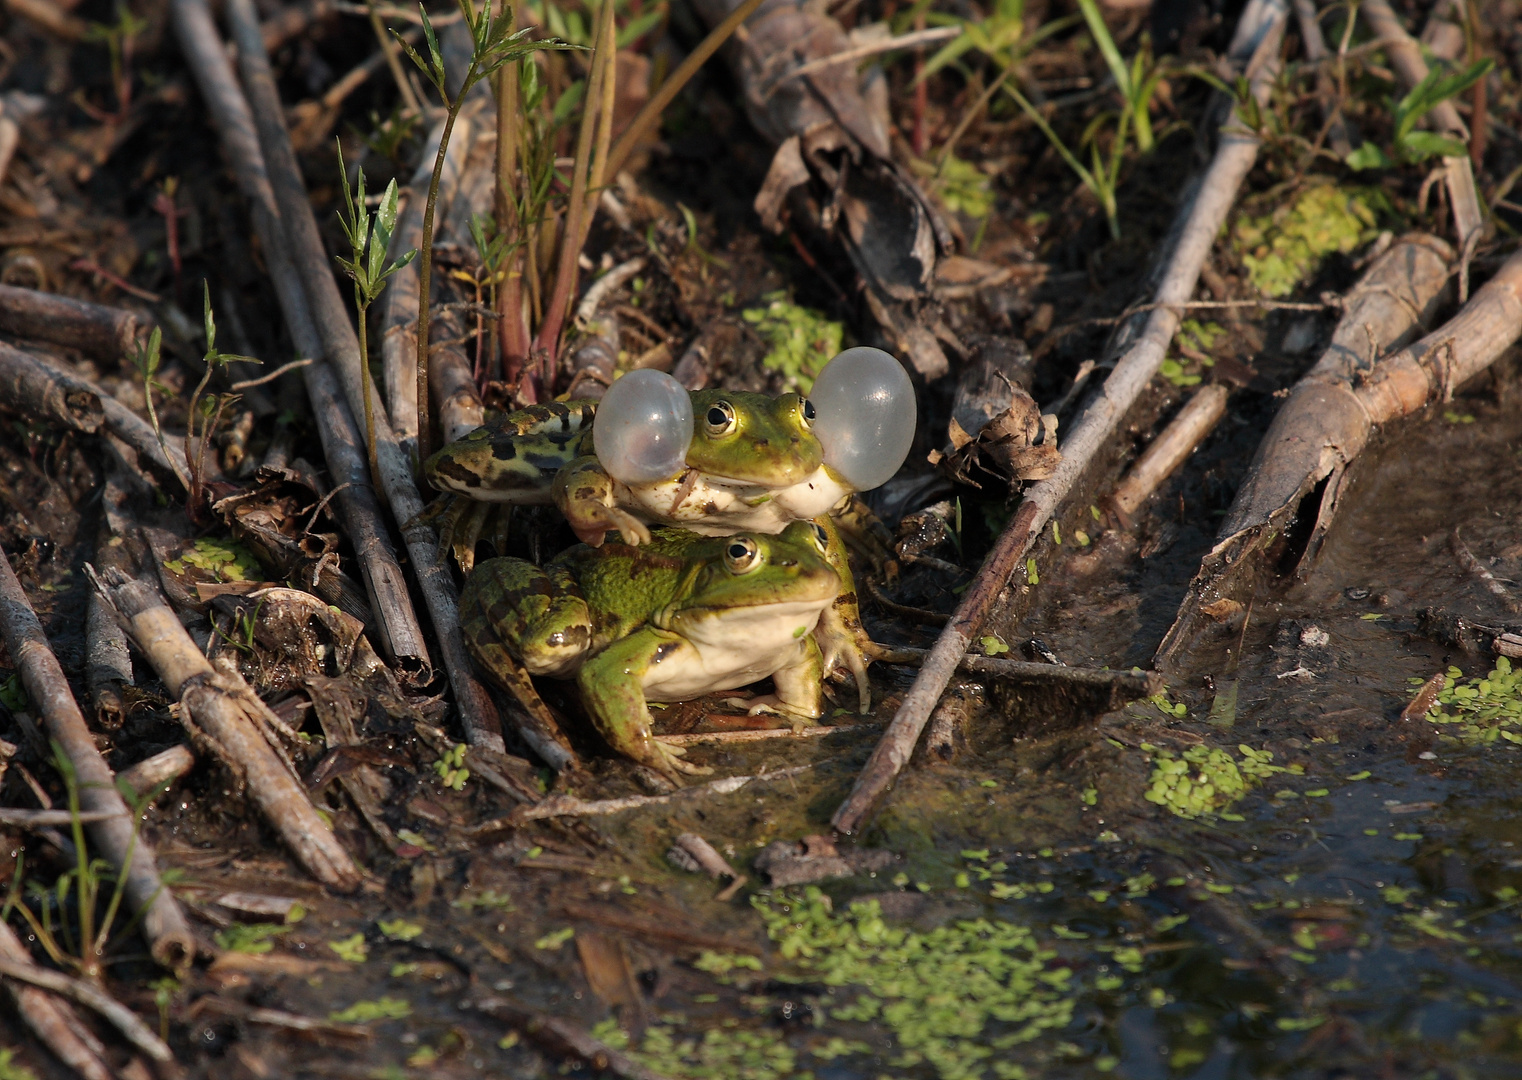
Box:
(593, 369, 695, 485)
(809, 347, 916, 491)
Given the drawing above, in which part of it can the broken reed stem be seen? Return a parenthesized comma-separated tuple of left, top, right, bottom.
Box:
(0, 920, 113, 1080)
(413, 100, 470, 463)
(1110, 383, 1230, 522)
(170, 0, 430, 674)
(1290, 0, 1353, 158)
(0, 283, 144, 360)
(534, 0, 617, 370)
(830, 0, 1290, 836)
(1153, 234, 1459, 664)
(0, 555, 194, 970)
(1359, 0, 1483, 246)
(219, 0, 507, 750)
(92, 571, 363, 892)
(0, 340, 105, 433)
(603, 0, 764, 182)
(430, 305, 486, 442)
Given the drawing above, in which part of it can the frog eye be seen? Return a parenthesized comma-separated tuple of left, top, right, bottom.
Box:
(810, 347, 917, 492)
(705, 400, 737, 437)
(724, 536, 761, 573)
(798, 396, 816, 429)
(810, 523, 830, 552)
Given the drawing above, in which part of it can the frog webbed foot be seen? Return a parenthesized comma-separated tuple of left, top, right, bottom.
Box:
(649, 740, 713, 779)
(728, 696, 819, 733)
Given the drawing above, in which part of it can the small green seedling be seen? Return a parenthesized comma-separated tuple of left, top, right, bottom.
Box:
(1346, 59, 1495, 169)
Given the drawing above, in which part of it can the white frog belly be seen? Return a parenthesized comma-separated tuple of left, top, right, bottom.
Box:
(622, 466, 852, 536)
(641, 600, 828, 701)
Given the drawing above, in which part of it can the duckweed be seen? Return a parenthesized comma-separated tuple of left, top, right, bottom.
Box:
(1143, 744, 1285, 818)
(617, 886, 1087, 1079)
(742, 292, 844, 393)
(163, 536, 265, 582)
(1233, 183, 1383, 297)
(328, 996, 411, 1023)
(1419, 658, 1522, 745)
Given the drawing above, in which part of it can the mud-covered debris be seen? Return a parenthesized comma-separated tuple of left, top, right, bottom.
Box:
(930, 391, 1060, 490)
(753, 834, 895, 886)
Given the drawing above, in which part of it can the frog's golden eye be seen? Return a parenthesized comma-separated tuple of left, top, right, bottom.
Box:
(724, 536, 761, 573)
(705, 400, 737, 437)
(810, 523, 830, 552)
(799, 396, 816, 429)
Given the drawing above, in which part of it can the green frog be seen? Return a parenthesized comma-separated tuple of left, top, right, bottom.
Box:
(423, 388, 850, 553)
(426, 386, 883, 712)
(459, 521, 841, 780)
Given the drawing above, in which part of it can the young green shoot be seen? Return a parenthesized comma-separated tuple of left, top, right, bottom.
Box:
(186, 283, 260, 518)
(1345, 59, 1495, 169)
(394, 0, 572, 460)
(127, 325, 192, 493)
(335, 143, 415, 479)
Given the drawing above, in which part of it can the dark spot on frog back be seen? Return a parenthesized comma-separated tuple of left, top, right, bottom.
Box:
(652, 641, 680, 664)
(434, 459, 483, 487)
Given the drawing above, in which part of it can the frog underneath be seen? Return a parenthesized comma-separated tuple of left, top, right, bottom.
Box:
(459, 521, 840, 780)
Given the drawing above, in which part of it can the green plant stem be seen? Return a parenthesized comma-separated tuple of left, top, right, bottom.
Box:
(604, 0, 764, 182)
(534, 0, 616, 370)
(366, 0, 423, 116)
(356, 295, 378, 477)
(415, 95, 469, 463)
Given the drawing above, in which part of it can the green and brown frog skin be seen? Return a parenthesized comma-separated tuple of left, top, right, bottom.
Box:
(426, 391, 888, 711)
(459, 521, 840, 781)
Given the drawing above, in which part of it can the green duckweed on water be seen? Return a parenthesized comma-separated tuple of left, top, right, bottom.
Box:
(742, 292, 845, 393)
(602, 886, 1086, 1080)
(1420, 657, 1522, 745)
(1143, 743, 1286, 819)
(1232, 182, 1384, 297)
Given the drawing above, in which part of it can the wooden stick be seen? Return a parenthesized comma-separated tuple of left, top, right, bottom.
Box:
(0, 555, 194, 970)
(502, 765, 814, 822)
(117, 745, 195, 797)
(1360, 0, 1483, 247)
(655, 724, 867, 745)
(0, 340, 104, 433)
(0, 283, 144, 361)
(218, 0, 507, 751)
(471, 996, 675, 1080)
(0, 957, 172, 1063)
(0, 921, 114, 1080)
(830, 0, 1290, 836)
(169, 0, 432, 676)
(430, 304, 486, 443)
(90, 570, 362, 892)
(1111, 384, 1230, 521)
(1290, 0, 1352, 158)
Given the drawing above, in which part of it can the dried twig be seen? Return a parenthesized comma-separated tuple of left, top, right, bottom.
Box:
(0, 554, 194, 969)
(0, 283, 145, 360)
(0, 340, 104, 433)
(90, 569, 362, 891)
(831, 0, 1290, 835)
(170, 0, 433, 677)
(471, 996, 674, 1080)
(117, 745, 195, 797)
(0, 957, 172, 1062)
(0, 921, 113, 1080)
(1452, 528, 1522, 613)
(218, 0, 506, 750)
(1110, 384, 1230, 523)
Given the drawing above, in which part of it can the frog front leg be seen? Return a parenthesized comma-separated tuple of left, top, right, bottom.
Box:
(740, 636, 828, 730)
(812, 515, 873, 713)
(552, 456, 653, 547)
(576, 629, 711, 781)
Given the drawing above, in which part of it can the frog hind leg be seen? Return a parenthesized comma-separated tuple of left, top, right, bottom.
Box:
(812, 516, 874, 713)
(553, 456, 653, 547)
(735, 636, 828, 731)
(576, 629, 711, 781)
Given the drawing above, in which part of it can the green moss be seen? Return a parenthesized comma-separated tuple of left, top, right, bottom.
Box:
(1233, 183, 1383, 297)
(1143, 744, 1284, 819)
(741, 292, 844, 393)
(328, 996, 411, 1023)
(913, 155, 994, 219)
(1420, 657, 1522, 745)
